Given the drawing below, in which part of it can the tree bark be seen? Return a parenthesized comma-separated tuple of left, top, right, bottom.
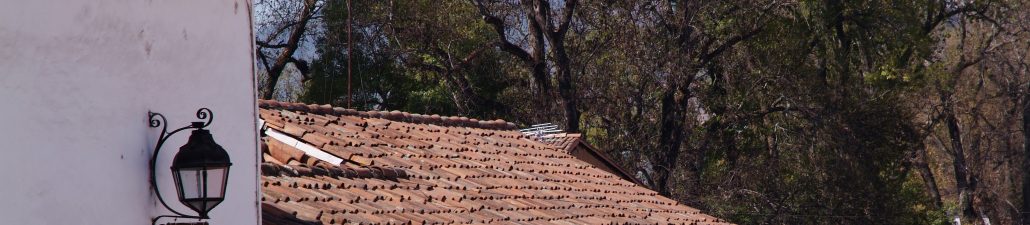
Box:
(535, 0, 579, 132)
(916, 144, 944, 207)
(942, 92, 976, 221)
(548, 28, 579, 132)
(654, 77, 694, 196)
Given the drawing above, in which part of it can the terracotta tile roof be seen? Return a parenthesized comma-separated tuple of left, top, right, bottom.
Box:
(257, 100, 731, 225)
(537, 133, 643, 186)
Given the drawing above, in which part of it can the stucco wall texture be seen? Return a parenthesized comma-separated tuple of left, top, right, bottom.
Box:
(0, 0, 260, 224)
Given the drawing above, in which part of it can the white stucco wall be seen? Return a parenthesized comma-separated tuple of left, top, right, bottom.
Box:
(0, 1, 259, 224)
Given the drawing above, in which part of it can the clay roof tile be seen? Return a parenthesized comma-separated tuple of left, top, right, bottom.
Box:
(257, 100, 730, 225)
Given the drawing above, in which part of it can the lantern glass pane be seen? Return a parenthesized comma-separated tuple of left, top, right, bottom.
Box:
(176, 168, 205, 199)
(204, 167, 227, 198)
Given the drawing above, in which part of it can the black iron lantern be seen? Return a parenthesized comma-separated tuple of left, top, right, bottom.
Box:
(148, 108, 232, 225)
(171, 127, 232, 218)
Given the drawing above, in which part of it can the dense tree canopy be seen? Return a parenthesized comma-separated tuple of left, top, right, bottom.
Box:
(255, 0, 1030, 224)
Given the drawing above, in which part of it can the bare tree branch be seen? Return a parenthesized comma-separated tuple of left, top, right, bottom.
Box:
(472, 0, 533, 62)
(260, 0, 320, 99)
(256, 40, 289, 48)
(555, 0, 578, 37)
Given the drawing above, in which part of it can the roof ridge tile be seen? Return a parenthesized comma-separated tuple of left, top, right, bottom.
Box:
(258, 99, 517, 130)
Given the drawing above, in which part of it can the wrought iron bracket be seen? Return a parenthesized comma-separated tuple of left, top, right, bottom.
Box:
(148, 108, 214, 225)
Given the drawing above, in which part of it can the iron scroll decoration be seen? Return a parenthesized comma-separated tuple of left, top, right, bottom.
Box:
(148, 108, 217, 225)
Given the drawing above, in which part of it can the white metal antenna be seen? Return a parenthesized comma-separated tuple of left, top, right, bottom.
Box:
(520, 123, 563, 142)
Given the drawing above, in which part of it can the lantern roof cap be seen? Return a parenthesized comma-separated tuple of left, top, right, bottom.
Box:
(172, 129, 232, 169)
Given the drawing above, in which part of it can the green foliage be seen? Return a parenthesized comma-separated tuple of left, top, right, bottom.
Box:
(261, 0, 1026, 224)
(301, 0, 515, 120)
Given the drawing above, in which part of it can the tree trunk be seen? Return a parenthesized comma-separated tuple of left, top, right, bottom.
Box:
(916, 144, 944, 207)
(654, 82, 691, 196)
(526, 12, 549, 93)
(942, 93, 976, 221)
(552, 43, 579, 133)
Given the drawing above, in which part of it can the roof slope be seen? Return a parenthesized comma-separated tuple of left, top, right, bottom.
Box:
(257, 100, 730, 225)
(538, 133, 643, 186)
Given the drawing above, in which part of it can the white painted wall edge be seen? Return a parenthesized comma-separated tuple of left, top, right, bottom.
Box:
(246, 1, 263, 224)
